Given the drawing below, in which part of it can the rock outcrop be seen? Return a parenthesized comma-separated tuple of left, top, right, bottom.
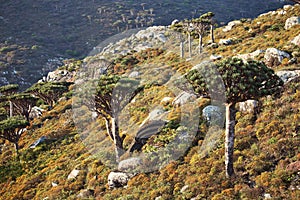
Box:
(285, 16, 300, 29)
(264, 48, 290, 67)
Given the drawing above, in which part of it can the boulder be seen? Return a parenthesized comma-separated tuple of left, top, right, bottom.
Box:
(284, 16, 300, 29)
(160, 97, 173, 105)
(237, 100, 259, 114)
(107, 172, 131, 189)
(264, 48, 290, 67)
(67, 169, 80, 180)
(222, 20, 242, 32)
(180, 185, 189, 193)
(29, 106, 45, 120)
(47, 70, 69, 82)
(235, 49, 265, 61)
(276, 70, 300, 83)
(202, 105, 223, 125)
(29, 136, 47, 148)
(291, 34, 300, 46)
(172, 91, 197, 106)
(171, 19, 179, 26)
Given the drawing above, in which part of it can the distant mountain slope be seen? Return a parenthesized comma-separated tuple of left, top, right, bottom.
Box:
(0, 0, 295, 90)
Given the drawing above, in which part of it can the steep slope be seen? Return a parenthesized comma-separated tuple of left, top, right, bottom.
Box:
(0, 4, 299, 200)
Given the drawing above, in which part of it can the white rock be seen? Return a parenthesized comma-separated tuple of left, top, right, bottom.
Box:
(107, 172, 131, 189)
(235, 49, 265, 61)
(210, 54, 223, 61)
(285, 16, 300, 30)
(264, 193, 272, 199)
(291, 34, 300, 46)
(238, 100, 259, 113)
(283, 5, 292, 10)
(219, 38, 233, 45)
(264, 48, 290, 67)
(180, 185, 189, 193)
(128, 71, 140, 78)
(160, 97, 173, 104)
(222, 20, 241, 32)
(202, 105, 224, 125)
(67, 169, 80, 180)
(276, 70, 300, 83)
(51, 182, 58, 187)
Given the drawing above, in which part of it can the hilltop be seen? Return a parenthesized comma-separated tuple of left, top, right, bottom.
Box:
(0, 3, 299, 200)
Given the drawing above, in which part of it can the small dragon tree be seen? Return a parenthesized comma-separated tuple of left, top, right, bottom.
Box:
(0, 84, 19, 117)
(8, 93, 38, 121)
(82, 74, 143, 161)
(26, 82, 71, 107)
(185, 58, 283, 177)
(192, 12, 215, 54)
(0, 116, 29, 156)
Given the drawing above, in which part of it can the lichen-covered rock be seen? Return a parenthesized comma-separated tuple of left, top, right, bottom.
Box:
(236, 49, 265, 61)
(284, 16, 300, 29)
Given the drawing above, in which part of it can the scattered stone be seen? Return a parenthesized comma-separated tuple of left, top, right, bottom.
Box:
(77, 189, 94, 199)
(171, 19, 179, 26)
(160, 97, 173, 105)
(180, 185, 189, 193)
(291, 34, 300, 46)
(155, 196, 162, 200)
(285, 16, 300, 30)
(264, 193, 272, 199)
(210, 54, 223, 61)
(67, 169, 80, 180)
(276, 70, 300, 83)
(219, 38, 233, 45)
(47, 70, 69, 82)
(237, 100, 259, 114)
(107, 172, 131, 189)
(51, 182, 58, 187)
(29, 136, 47, 149)
(283, 5, 293, 10)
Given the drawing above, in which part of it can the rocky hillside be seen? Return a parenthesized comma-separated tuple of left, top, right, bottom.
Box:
(0, 0, 294, 90)
(0, 3, 299, 200)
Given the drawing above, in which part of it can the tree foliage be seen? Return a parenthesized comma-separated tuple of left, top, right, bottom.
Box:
(26, 82, 71, 107)
(0, 116, 29, 155)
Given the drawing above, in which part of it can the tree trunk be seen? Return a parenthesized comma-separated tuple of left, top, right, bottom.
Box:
(111, 117, 124, 162)
(180, 35, 184, 58)
(9, 100, 13, 117)
(210, 24, 214, 43)
(225, 103, 236, 177)
(199, 34, 203, 54)
(14, 142, 19, 156)
(188, 33, 192, 58)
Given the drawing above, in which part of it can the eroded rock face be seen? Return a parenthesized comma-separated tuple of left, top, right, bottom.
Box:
(284, 16, 300, 29)
(107, 172, 131, 189)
